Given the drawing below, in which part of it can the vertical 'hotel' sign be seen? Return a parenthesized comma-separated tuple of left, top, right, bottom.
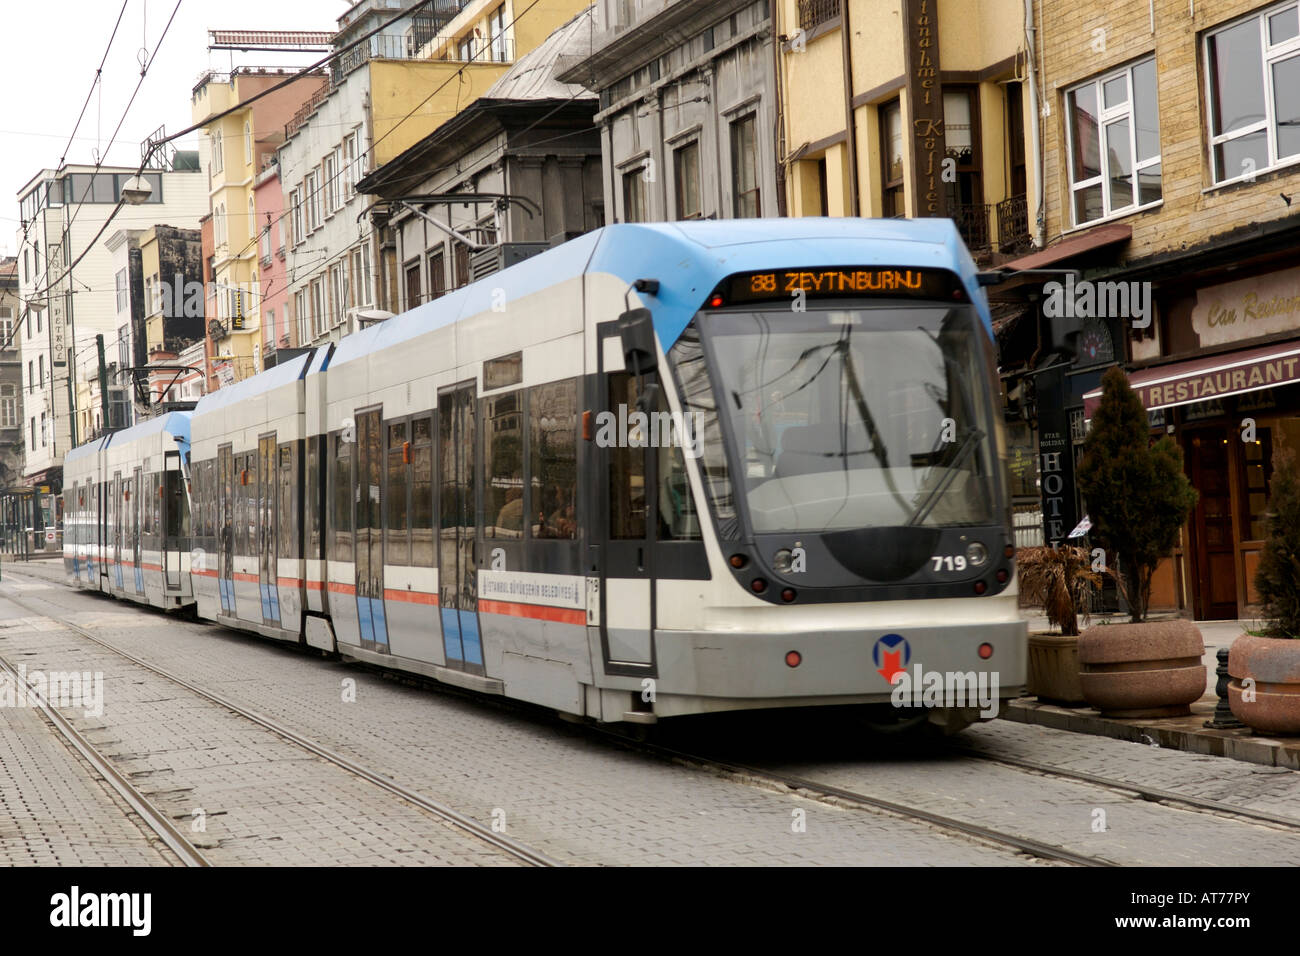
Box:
(902, 0, 946, 217)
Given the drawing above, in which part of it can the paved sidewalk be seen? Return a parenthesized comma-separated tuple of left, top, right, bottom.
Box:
(1015, 612, 1300, 770)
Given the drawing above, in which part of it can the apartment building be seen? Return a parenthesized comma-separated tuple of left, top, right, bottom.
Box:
(358, 7, 602, 310)
(558, 0, 780, 223)
(1001, 0, 1300, 619)
(14, 159, 208, 509)
(192, 62, 330, 386)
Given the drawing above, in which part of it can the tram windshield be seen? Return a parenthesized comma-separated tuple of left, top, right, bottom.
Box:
(699, 304, 997, 534)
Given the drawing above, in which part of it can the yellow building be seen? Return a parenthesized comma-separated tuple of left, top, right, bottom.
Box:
(280, 0, 590, 346)
(192, 68, 330, 384)
(776, 0, 1039, 258)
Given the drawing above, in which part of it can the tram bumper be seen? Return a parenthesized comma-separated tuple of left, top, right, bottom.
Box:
(650, 618, 1027, 716)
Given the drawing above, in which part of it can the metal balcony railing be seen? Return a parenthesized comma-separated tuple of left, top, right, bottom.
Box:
(996, 193, 1031, 253)
(798, 0, 842, 31)
(951, 201, 993, 253)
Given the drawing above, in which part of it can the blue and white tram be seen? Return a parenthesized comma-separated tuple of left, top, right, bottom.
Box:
(63, 411, 194, 610)
(77, 218, 1027, 732)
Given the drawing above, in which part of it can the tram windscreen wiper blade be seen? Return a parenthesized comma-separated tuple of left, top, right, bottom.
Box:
(905, 428, 984, 527)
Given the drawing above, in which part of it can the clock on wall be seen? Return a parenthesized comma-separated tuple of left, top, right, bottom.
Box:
(1076, 318, 1114, 366)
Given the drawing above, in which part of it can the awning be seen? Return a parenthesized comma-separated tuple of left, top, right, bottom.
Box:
(1000, 224, 1132, 272)
(1083, 340, 1300, 418)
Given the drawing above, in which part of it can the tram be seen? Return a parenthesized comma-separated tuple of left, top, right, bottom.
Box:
(66, 219, 1026, 731)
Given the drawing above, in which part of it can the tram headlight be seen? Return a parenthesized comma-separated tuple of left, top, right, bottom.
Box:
(773, 548, 794, 573)
(966, 542, 989, 568)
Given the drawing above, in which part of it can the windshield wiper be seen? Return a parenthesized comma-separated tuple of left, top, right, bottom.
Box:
(905, 428, 984, 527)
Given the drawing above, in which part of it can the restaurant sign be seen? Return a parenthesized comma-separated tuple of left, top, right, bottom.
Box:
(1192, 264, 1300, 348)
(1135, 353, 1300, 411)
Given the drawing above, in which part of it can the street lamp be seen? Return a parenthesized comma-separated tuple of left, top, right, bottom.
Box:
(120, 175, 153, 205)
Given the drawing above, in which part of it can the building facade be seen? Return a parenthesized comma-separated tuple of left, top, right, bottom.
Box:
(14, 160, 208, 514)
(559, 0, 781, 223)
(192, 65, 330, 386)
(999, 0, 1300, 620)
(358, 7, 603, 310)
(282, 0, 591, 346)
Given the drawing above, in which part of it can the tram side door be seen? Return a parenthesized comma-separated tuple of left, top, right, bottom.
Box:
(438, 384, 483, 674)
(354, 409, 389, 652)
(163, 451, 182, 591)
(112, 473, 124, 591)
(257, 434, 281, 624)
(132, 467, 144, 595)
(217, 445, 235, 614)
(592, 325, 656, 674)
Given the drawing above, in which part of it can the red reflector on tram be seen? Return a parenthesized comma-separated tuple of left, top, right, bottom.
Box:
(709, 295, 724, 308)
(785, 650, 801, 668)
(974, 581, 987, 594)
(996, 569, 1008, 584)
(978, 643, 994, 660)
(751, 578, 767, 594)
(781, 588, 796, 602)
(582, 410, 593, 440)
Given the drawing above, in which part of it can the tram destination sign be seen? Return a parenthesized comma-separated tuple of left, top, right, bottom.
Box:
(718, 267, 967, 305)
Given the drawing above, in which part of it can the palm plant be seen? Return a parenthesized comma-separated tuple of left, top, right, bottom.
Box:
(1018, 545, 1104, 637)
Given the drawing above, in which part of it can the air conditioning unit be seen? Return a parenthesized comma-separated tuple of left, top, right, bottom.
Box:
(468, 242, 549, 282)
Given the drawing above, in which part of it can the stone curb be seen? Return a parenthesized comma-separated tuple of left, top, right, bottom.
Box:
(1002, 695, 1300, 771)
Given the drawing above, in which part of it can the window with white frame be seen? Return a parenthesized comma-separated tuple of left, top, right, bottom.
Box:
(489, 5, 507, 61)
(291, 189, 304, 246)
(1065, 56, 1162, 225)
(214, 130, 224, 174)
(323, 152, 338, 214)
(244, 121, 252, 165)
(306, 170, 322, 231)
(343, 134, 357, 197)
(0, 385, 15, 428)
(329, 263, 345, 325)
(1206, 2, 1300, 183)
(311, 278, 325, 337)
(115, 269, 129, 314)
(360, 241, 373, 305)
(0, 308, 11, 349)
(295, 290, 308, 345)
(261, 225, 271, 261)
(248, 197, 256, 243)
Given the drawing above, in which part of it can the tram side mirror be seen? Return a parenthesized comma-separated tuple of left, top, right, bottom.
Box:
(617, 308, 659, 377)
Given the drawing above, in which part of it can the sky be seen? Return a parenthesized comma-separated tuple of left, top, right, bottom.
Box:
(0, 0, 344, 256)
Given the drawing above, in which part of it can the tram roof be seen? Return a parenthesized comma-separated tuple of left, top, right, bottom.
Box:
(329, 218, 991, 370)
(193, 352, 313, 416)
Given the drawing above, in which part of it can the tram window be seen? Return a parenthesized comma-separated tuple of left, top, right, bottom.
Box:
(668, 325, 734, 528)
(658, 408, 701, 540)
(279, 444, 295, 560)
(205, 459, 217, 542)
(165, 470, 189, 537)
(330, 432, 353, 562)
(529, 379, 578, 540)
(607, 373, 647, 539)
(307, 438, 321, 556)
(411, 416, 434, 567)
(485, 393, 524, 540)
(385, 421, 410, 565)
(246, 453, 258, 557)
(142, 477, 153, 537)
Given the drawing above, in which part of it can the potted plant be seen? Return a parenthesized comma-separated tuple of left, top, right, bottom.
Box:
(1229, 448, 1300, 734)
(1018, 544, 1102, 704)
(1073, 367, 1205, 717)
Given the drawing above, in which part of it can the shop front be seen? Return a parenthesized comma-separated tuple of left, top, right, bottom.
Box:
(1084, 262, 1300, 621)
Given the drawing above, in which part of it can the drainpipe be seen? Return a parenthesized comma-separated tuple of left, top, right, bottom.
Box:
(840, 1, 860, 215)
(1024, 0, 1045, 248)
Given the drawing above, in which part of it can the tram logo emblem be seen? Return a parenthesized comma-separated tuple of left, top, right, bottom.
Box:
(872, 633, 910, 683)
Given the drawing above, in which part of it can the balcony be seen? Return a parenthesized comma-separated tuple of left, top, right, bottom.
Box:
(950, 194, 1032, 257)
(951, 202, 993, 254)
(798, 0, 841, 32)
(996, 194, 1031, 254)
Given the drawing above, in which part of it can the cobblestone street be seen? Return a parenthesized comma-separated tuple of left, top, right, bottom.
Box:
(2, 560, 1296, 867)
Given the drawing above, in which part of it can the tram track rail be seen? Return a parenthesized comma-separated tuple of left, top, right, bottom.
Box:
(0, 649, 210, 867)
(945, 743, 1300, 833)
(0, 584, 561, 868)
(591, 733, 1119, 867)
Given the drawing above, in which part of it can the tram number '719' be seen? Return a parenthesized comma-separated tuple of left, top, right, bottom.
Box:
(931, 555, 967, 572)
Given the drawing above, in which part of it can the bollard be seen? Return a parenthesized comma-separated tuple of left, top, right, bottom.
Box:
(1203, 646, 1244, 729)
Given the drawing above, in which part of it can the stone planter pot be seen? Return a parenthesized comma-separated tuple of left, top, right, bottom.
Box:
(1078, 620, 1206, 718)
(1027, 632, 1086, 705)
(1227, 634, 1300, 735)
